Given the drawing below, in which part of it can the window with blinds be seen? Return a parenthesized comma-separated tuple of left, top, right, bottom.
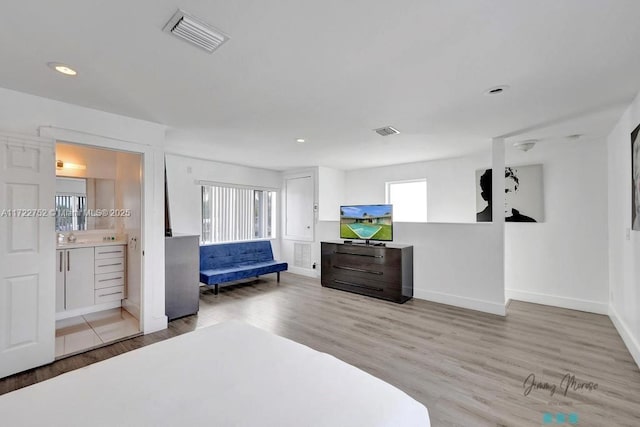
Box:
(201, 184, 277, 243)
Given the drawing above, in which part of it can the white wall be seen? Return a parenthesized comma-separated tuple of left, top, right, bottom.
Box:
(0, 87, 168, 334)
(55, 142, 117, 180)
(345, 151, 490, 223)
(164, 153, 283, 258)
(318, 166, 345, 221)
(607, 90, 640, 368)
(505, 138, 609, 314)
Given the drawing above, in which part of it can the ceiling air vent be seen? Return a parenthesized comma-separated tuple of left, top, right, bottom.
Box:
(163, 9, 230, 53)
(374, 126, 400, 136)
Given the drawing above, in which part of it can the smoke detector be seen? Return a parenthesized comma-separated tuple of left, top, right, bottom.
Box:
(513, 139, 538, 152)
(374, 126, 400, 136)
(163, 9, 230, 53)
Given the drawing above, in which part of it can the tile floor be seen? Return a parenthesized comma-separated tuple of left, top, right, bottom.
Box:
(55, 308, 140, 358)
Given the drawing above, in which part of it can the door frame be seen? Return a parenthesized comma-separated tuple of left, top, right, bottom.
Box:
(40, 127, 167, 335)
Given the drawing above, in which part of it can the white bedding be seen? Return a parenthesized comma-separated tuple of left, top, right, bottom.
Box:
(0, 321, 429, 426)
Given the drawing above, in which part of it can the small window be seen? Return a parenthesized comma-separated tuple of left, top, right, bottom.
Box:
(385, 179, 427, 222)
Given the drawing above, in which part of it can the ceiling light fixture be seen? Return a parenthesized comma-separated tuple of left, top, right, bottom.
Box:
(47, 62, 78, 76)
(483, 85, 509, 96)
(513, 139, 538, 152)
(566, 134, 582, 141)
(296, 138, 306, 143)
(56, 160, 86, 170)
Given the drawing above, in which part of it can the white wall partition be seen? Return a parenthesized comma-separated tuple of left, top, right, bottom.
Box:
(607, 90, 640, 368)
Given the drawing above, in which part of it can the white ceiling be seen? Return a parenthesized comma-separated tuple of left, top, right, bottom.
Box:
(1, 0, 639, 170)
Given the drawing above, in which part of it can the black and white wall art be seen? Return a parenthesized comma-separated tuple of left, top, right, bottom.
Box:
(476, 164, 544, 222)
(632, 123, 640, 231)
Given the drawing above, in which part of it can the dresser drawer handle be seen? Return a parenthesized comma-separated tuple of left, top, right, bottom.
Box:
(98, 291, 123, 297)
(335, 251, 383, 258)
(333, 279, 383, 292)
(98, 277, 123, 282)
(334, 265, 383, 275)
(97, 263, 122, 268)
(99, 250, 122, 254)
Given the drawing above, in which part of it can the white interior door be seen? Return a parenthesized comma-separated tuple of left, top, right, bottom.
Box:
(284, 175, 314, 241)
(0, 133, 55, 378)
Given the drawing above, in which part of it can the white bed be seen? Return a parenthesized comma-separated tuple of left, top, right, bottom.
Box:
(0, 321, 430, 426)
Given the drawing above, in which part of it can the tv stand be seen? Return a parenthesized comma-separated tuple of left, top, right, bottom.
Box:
(321, 241, 413, 303)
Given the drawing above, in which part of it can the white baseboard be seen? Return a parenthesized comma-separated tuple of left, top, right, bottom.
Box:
(609, 304, 640, 370)
(287, 266, 319, 278)
(55, 300, 122, 321)
(505, 289, 608, 314)
(414, 289, 506, 316)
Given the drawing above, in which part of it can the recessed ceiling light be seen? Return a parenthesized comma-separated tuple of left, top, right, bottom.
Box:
(47, 62, 78, 76)
(483, 85, 509, 95)
(296, 138, 306, 143)
(566, 134, 582, 141)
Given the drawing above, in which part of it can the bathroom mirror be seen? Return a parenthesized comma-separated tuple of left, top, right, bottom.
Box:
(55, 177, 116, 231)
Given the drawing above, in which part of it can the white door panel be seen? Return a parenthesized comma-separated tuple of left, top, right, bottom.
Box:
(284, 175, 314, 241)
(0, 133, 55, 378)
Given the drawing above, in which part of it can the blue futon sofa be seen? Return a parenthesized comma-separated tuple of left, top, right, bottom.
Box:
(199, 240, 288, 294)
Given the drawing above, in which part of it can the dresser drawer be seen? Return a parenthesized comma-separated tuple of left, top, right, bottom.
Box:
(95, 271, 125, 290)
(94, 286, 125, 304)
(95, 245, 125, 259)
(322, 277, 405, 303)
(95, 257, 125, 274)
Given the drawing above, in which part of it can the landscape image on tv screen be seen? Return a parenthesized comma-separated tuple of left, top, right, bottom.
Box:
(340, 204, 393, 241)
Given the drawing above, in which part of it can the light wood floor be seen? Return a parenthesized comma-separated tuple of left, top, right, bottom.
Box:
(2, 273, 639, 426)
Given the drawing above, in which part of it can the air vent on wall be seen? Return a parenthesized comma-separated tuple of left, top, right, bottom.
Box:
(163, 9, 230, 53)
(374, 126, 400, 136)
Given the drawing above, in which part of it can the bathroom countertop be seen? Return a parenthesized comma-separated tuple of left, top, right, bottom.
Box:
(56, 240, 127, 249)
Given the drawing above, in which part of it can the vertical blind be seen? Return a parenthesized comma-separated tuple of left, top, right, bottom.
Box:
(55, 194, 87, 231)
(202, 185, 256, 243)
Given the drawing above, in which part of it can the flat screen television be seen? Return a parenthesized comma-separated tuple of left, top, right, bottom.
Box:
(340, 204, 393, 243)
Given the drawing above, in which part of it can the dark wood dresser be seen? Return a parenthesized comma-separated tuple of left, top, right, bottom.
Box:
(321, 241, 413, 303)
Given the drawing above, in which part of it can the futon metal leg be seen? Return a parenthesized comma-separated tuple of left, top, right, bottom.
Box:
(215, 284, 219, 295)
(277, 272, 280, 282)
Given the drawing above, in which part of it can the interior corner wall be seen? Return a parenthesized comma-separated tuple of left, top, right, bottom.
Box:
(607, 91, 640, 368)
(164, 153, 283, 258)
(115, 151, 143, 319)
(504, 138, 609, 314)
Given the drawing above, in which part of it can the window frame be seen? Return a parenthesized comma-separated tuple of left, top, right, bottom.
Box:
(200, 181, 278, 244)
